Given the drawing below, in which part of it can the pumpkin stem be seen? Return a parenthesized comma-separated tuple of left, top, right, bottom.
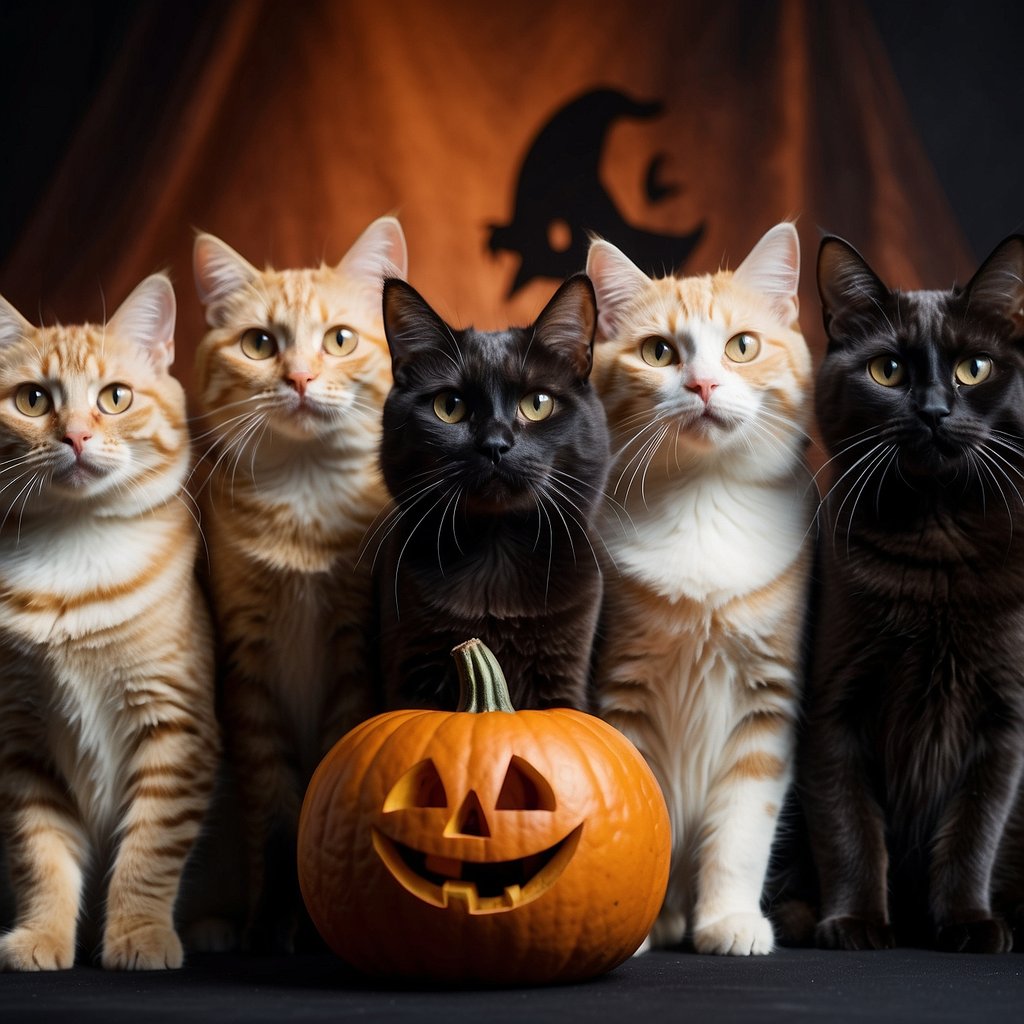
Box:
(451, 639, 516, 713)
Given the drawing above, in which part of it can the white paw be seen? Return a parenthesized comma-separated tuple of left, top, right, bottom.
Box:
(693, 912, 774, 956)
(0, 927, 75, 971)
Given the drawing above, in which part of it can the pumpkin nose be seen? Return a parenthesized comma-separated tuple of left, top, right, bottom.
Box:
(446, 790, 491, 838)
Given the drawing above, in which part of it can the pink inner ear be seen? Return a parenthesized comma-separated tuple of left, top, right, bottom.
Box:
(109, 276, 177, 369)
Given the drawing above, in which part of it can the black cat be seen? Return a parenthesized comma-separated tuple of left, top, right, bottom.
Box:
(372, 274, 610, 711)
(800, 233, 1024, 952)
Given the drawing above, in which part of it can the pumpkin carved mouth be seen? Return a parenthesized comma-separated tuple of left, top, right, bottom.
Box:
(372, 825, 582, 914)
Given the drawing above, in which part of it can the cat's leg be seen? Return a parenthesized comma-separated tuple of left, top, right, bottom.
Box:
(101, 715, 218, 970)
(929, 737, 1021, 954)
(691, 708, 794, 956)
(993, 786, 1024, 950)
(800, 722, 894, 950)
(0, 772, 86, 971)
(649, 844, 689, 948)
(221, 671, 303, 953)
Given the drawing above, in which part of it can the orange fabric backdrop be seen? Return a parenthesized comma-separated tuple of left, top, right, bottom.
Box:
(1, 0, 971, 397)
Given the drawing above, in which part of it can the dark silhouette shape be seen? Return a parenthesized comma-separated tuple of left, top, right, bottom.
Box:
(488, 88, 705, 296)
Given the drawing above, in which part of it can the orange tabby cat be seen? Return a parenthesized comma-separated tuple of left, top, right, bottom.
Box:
(0, 275, 218, 970)
(587, 224, 813, 955)
(192, 216, 406, 949)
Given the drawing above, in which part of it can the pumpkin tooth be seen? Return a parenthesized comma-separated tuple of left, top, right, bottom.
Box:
(424, 853, 462, 879)
(442, 881, 478, 910)
(502, 884, 522, 907)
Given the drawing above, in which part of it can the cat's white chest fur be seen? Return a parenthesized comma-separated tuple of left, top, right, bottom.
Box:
(0, 514, 176, 641)
(0, 514, 180, 831)
(606, 472, 809, 605)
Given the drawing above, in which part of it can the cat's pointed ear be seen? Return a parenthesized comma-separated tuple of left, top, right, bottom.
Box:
(382, 278, 449, 373)
(108, 274, 176, 369)
(963, 234, 1024, 331)
(734, 222, 800, 326)
(0, 294, 32, 348)
(193, 232, 259, 321)
(817, 236, 888, 331)
(337, 216, 409, 286)
(586, 237, 650, 340)
(533, 273, 597, 378)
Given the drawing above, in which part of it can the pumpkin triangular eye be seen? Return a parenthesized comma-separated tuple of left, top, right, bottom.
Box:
(496, 756, 557, 811)
(383, 759, 448, 811)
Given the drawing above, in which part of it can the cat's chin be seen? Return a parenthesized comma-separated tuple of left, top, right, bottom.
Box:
(462, 488, 536, 516)
(268, 406, 332, 441)
(897, 440, 968, 479)
(51, 460, 110, 496)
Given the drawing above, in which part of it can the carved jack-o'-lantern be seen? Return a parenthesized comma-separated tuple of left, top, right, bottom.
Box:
(297, 639, 670, 985)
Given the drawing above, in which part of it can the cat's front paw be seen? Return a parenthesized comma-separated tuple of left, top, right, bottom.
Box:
(183, 916, 239, 954)
(935, 916, 1012, 954)
(816, 914, 894, 951)
(0, 927, 75, 971)
(647, 908, 687, 949)
(693, 912, 774, 956)
(101, 922, 183, 970)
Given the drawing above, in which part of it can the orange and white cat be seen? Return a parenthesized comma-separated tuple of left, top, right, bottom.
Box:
(192, 216, 406, 949)
(0, 275, 218, 970)
(587, 224, 813, 955)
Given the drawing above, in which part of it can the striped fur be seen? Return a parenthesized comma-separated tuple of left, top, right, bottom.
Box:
(587, 225, 813, 955)
(0, 276, 218, 971)
(192, 217, 406, 949)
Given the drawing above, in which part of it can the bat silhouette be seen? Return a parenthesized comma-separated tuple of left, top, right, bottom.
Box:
(488, 88, 705, 297)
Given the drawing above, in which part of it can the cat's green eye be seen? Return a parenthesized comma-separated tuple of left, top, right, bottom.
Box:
(433, 391, 467, 424)
(519, 392, 555, 422)
(324, 325, 358, 357)
(14, 384, 51, 418)
(240, 328, 278, 361)
(97, 383, 133, 415)
(640, 337, 678, 367)
(954, 355, 992, 386)
(868, 356, 906, 387)
(724, 332, 761, 363)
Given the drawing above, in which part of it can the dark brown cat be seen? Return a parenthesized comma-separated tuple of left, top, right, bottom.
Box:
(800, 233, 1024, 952)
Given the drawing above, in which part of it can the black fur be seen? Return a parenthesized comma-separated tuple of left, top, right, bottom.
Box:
(800, 234, 1024, 952)
(373, 275, 610, 711)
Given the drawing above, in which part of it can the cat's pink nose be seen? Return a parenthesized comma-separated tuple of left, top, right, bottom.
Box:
(288, 370, 316, 396)
(686, 379, 718, 405)
(63, 430, 92, 457)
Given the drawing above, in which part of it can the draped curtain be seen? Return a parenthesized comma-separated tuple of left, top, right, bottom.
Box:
(2, 0, 971, 396)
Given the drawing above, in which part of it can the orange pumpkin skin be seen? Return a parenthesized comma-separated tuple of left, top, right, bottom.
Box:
(298, 641, 670, 985)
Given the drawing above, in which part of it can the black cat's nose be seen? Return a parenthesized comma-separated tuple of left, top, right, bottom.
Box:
(476, 423, 514, 464)
(918, 386, 951, 430)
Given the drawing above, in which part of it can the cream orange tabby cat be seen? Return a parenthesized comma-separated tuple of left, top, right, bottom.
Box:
(587, 224, 813, 955)
(192, 216, 406, 949)
(0, 275, 218, 970)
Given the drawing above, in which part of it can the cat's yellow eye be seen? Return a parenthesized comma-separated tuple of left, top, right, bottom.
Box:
(240, 328, 278, 360)
(868, 356, 906, 387)
(640, 337, 678, 367)
(97, 383, 133, 415)
(954, 355, 992, 386)
(724, 332, 761, 363)
(433, 391, 466, 424)
(14, 384, 51, 418)
(324, 325, 358, 357)
(519, 392, 555, 422)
